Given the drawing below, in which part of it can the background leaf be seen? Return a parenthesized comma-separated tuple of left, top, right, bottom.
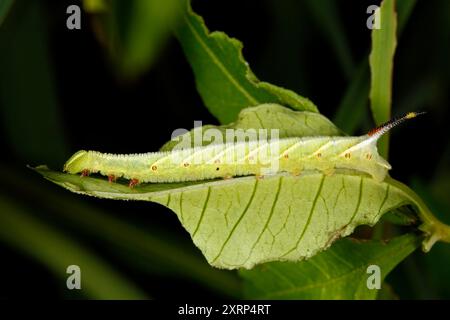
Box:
(35, 166, 450, 270)
(84, 0, 182, 78)
(369, 0, 397, 158)
(397, 0, 417, 34)
(160, 104, 342, 151)
(240, 234, 420, 299)
(176, 1, 317, 124)
(0, 195, 148, 299)
(333, 0, 416, 135)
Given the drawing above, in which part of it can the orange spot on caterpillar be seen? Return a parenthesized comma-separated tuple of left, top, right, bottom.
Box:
(108, 175, 116, 183)
(345, 153, 351, 159)
(316, 152, 322, 158)
(214, 159, 220, 164)
(284, 154, 289, 159)
(80, 169, 90, 177)
(183, 163, 190, 167)
(366, 153, 372, 160)
(248, 155, 254, 161)
(151, 165, 157, 171)
(129, 179, 139, 188)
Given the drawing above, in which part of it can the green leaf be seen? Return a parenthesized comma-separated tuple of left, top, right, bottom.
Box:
(160, 104, 342, 151)
(240, 234, 420, 299)
(369, 0, 397, 158)
(82, 0, 107, 13)
(34, 104, 450, 270)
(0, 195, 148, 299)
(176, 1, 317, 124)
(397, 0, 417, 34)
(33, 166, 450, 270)
(333, 0, 416, 135)
(85, 0, 182, 78)
(406, 178, 450, 298)
(0, 0, 14, 27)
(0, 0, 68, 167)
(379, 207, 418, 226)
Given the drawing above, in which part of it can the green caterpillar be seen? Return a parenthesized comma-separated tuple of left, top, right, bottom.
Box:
(63, 112, 423, 187)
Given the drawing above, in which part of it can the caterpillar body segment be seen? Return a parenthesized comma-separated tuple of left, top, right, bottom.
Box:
(63, 112, 423, 185)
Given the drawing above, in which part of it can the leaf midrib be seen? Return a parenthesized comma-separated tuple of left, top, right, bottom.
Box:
(182, 11, 259, 105)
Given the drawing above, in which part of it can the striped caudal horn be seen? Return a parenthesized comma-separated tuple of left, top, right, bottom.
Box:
(367, 111, 426, 140)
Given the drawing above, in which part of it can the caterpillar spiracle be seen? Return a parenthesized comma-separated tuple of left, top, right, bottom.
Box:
(63, 112, 423, 187)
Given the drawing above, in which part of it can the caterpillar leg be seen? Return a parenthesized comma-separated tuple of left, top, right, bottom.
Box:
(255, 174, 264, 180)
(129, 178, 139, 188)
(223, 175, 233, 180)
(322, 167, 335, 176)
(108, 175, 117, 183)
(80, 169, 90, 177)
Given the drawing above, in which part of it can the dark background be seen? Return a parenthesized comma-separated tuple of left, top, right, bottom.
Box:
(0, 0, 449, 299)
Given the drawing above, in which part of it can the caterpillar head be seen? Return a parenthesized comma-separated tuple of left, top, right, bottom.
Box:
(63, 150, 89, 174)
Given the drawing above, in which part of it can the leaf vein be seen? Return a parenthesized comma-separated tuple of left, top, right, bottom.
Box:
(243, 177, 283, 265)
(211, 180, 259, 263)
(192, 186, 211, 238)
(281, 175, 325, 257)
(347, 177, 364, 226)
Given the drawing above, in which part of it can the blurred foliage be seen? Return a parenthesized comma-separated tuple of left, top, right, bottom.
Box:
(0, 194, 148, 299)
(240, 234, 420, 299)
(0, 0, 449, 299)
(0, 0, 14, 26)
(0, 0, 67, 167)
(333, 0, 416, 135)
(83, 0, 182, 79)
(175, 2, 317, 123)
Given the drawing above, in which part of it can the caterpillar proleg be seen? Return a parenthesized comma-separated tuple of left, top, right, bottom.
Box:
(63, 112, 424, 186)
